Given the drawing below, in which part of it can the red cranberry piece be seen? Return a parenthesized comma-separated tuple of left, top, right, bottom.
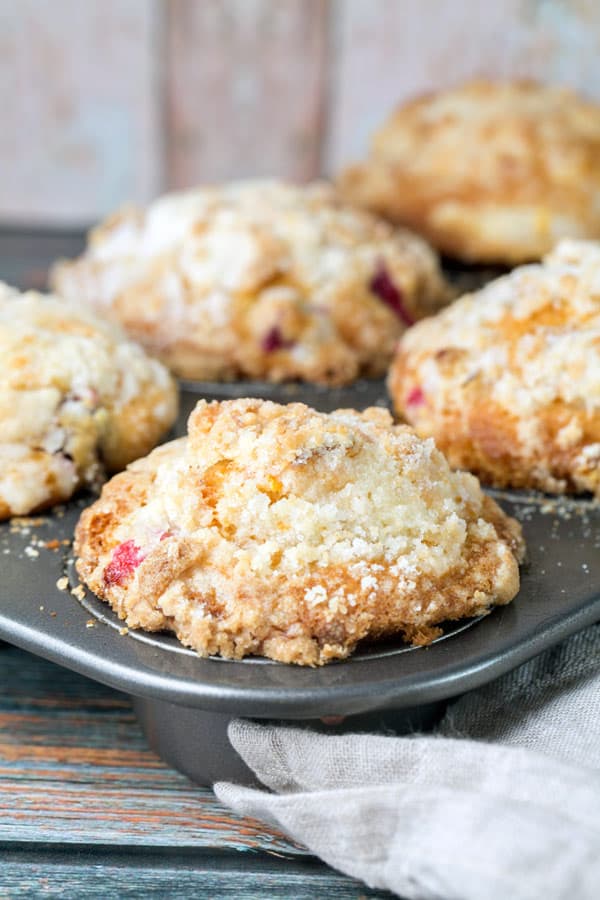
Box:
(369, 262, 415, 327)
(104, 540, 146, 587)
(406, 386, 425, 407)
(261, 326, 295, 353)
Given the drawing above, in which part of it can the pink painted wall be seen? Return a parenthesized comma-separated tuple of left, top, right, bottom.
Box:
(1, 0, 599, 225)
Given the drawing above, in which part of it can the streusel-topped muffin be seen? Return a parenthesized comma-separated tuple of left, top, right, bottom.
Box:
(389, 240, 600, 496)
(75, 398, 524, 666)
(0, 283, 178, 518)
(52, 180, 451, 384)
(339, 81, 600, 264)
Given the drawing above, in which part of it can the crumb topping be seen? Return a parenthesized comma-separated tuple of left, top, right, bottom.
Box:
(75, 398, 524, 665)
(52, 180, 451, 384)
(391, 239, 600, 496)
(339, 81, 600, 263)
(0, 284, 177, 517)
(398, 240, 600, 419)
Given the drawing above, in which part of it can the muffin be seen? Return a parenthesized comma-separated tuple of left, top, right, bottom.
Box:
(339, 80, 600, 264)
(75, 398, 524, 666)
(0, 283, 178, 519)
(389, 240, 600, 497)
(51, 180, 451, 385)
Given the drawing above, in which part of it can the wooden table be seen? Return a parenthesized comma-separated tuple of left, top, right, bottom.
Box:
(0, 643, 391, 898)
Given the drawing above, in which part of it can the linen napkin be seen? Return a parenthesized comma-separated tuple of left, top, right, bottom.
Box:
(215, 624, 600, 900)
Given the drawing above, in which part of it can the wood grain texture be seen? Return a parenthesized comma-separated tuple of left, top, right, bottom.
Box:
(166, 0, 327, 186)
(0, 645, 298, 852)
(0, 0, 162, 225)
(0, 644, 393, 897)
(1, 865, 387, 899)
(325, 0, 600, 171)
(3, 0, 600, 225)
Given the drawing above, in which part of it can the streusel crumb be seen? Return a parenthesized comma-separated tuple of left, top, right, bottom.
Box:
(52, 180, 451, 384)
(389, 239, 600, 496)
(75, 398, 524, 665)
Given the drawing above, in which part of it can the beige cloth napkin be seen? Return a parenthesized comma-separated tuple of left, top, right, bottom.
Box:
(215, 624, 600, 900)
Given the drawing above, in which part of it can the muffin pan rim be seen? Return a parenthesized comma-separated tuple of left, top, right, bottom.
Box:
(2, 382, 599, 719)
(1, 486, 599, 719)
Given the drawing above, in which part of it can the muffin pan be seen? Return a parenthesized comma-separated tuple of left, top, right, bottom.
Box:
(1, 383, 599, 785)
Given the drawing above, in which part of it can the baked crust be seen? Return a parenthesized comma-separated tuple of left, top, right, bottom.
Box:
(389, 240, 600, 496)
(51, 180, 451, 385)
(339, 80, 600, 264)
(0, 283, 178, 519)
(75, 398, 524, 666)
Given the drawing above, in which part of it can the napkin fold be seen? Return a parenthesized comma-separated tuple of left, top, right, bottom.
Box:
(215, 624, 600, 900)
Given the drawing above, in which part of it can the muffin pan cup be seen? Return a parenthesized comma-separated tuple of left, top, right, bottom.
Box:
(1, 383, 599, 785)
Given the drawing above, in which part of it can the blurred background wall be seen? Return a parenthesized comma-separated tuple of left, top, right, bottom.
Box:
(1, 0, 599, 226)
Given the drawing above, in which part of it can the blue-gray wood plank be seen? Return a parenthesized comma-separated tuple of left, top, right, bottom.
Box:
(0, 645, 390, 897)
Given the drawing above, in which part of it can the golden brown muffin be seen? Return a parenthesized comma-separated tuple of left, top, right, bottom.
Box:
(75, 398, 524, 666)
(389, 240, 600, 496)
(0, 283, 178, 519)
(51, 180, 451, 385)
(339, 80, 600, 264)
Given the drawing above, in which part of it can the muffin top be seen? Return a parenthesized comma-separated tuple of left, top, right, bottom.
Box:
(389, 240, 600, 496)
(52, 180, 451, 384)
(339, 80, 600, 264)
(75, 398, 523, 665)
(0, 283, 177, 518)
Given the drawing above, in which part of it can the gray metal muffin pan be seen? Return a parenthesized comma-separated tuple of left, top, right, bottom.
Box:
(1, 381, 600, 786)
